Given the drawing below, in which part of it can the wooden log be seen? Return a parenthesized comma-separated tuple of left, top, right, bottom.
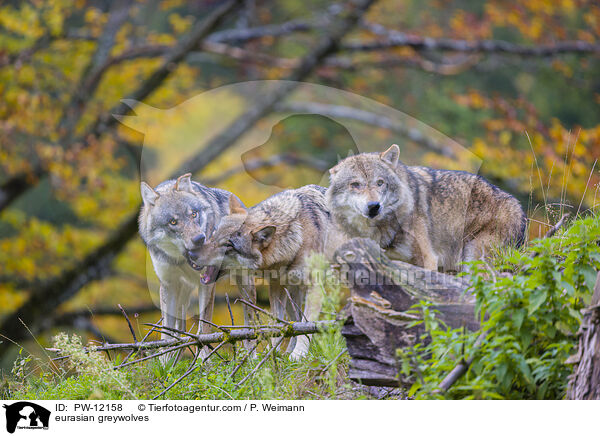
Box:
(566, 271, 600, 400)
(334, 238, 478, 387)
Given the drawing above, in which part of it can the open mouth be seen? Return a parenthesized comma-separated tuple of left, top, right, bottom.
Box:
(187, 259, 220, 285)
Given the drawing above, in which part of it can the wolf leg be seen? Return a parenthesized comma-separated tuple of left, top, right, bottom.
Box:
(268, 279, 287, 350)
(461, 235, 491, 272)
(159, 283, 189, 364)
(413, 218, 439, 271)
(288, 284, 317, 359)
(197, 283, 215, 334)
(196, 283, 216, 360)
(235, 274, 258, 354)
(283, 283, 305, 354)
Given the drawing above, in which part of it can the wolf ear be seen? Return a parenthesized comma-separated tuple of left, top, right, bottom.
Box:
(174, 173, 193, 192)
(252, 226, 275, 248)
(228, 195, 247, 215)
(141, 182, 159, 206)
(380, 144, 400, 168)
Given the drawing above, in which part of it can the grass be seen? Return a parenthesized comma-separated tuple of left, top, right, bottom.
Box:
(2, 254, 391, 401)
(3, 323, 380, 400)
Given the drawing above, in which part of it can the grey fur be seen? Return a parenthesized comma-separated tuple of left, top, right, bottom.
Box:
(138, 173, 237, 360)
(327, 144, 526, 271)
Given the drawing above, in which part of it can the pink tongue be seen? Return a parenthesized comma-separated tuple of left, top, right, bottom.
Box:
(201, 266, 216, 284)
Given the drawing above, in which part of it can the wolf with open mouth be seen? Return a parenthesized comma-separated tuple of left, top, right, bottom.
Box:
(139, 173, 252, 359)
(188, 185, 333, 359)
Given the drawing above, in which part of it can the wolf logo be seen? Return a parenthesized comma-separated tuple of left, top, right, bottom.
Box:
(327, 144, 526, 271)
(3, 402, 50, 434)
(188, 185, 332, 358)
(138, 173, 246, 357)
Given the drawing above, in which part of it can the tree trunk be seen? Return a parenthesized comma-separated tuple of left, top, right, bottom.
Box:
(566, 271, 600, 400)
(335, 238, 478, 387)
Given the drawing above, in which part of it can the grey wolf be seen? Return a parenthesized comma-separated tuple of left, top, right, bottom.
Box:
(327, 144, 526, 271)
(188, 184, 332, 358)
(139, 173, 241, 357)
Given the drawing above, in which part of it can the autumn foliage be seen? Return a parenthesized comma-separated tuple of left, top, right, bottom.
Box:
(0, 0, 599, 365)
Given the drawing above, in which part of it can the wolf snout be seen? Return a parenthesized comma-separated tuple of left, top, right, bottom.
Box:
(367, 201, 381, 218)
(191, 233, 206, 246)
(186, 248, 204, 271)
(187, 249, 199, 261)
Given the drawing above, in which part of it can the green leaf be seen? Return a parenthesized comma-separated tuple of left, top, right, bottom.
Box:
(495, 361, 508, 383)
(516, 356, 534, 388)
(560, 280, 576, 296)
(528, 290, 547, 315)
(521, 329, 533, 350)
(582, 266, 598, 291)
(512, 309, 526, 330)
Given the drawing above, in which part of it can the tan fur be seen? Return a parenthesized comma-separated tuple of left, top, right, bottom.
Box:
(327, 144, 527, 271)
(190, 184, 332, 358)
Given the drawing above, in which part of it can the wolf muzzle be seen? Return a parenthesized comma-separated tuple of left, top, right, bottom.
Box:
(367, 201, 381, 218)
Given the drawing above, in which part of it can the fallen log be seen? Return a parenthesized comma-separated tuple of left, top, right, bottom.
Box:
(566, 271, 600, 399)
(47, 320, 335, 355)
(335, 238, 478, 387)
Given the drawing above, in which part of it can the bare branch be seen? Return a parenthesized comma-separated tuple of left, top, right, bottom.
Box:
(324, 53, 481, 75)
(89, 0, 243, 138)
(436, 332, 487, 393)
(544, 213, 571, 239)
(226, 341, 260, 381)
(235, 298, 291, 325)
(113, 342, 194, 369)
(175, 0, 379, 176)
(203, 153, 330, 186)
(47, 320, 335, 354)
(234, 336, 285, 388)
(284, 287, 307, 322)
(59, 0, 133, 139)
(118, 304, 138, 343)
(152, 340, 228, 399)
(0, 34, 56, 68)
(208, 17, 319, 43)
(276, 101, 457, 158)
(345, 23, 600, 56)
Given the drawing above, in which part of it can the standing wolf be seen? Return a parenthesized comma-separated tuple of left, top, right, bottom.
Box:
(327, 144, 526, 271)
(188, 184, 332, 358)
(139, 173, 241, 353)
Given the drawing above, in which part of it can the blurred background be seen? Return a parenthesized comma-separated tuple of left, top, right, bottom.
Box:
(0, 0, 599, 368)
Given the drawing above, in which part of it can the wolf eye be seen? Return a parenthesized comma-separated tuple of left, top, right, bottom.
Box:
(169, 218, 177, 226)
(350, 182, 361, 189)
(376, 179, 384, 186)
(191, 210, 198, 219)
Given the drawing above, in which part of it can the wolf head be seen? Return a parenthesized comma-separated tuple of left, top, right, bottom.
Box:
(327, 144, 414, 233)
(224, 195, 278, 271)
(187, 195, 249, 283)
(139, 173, 216, 268)
(189, 195, 276, 278)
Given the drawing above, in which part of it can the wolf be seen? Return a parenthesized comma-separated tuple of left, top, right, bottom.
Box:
(188, 184, 332, 359)
(327, 144, 526, 271)
(139, 173, 245, 356)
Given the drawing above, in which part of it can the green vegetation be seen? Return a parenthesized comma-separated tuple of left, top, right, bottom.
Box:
(4, 217, 599, 400)
(3, 255, 376, 400)
(398, 215, 600, 399)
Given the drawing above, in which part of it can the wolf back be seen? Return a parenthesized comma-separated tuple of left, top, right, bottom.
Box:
(327, 145, 526, 271)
